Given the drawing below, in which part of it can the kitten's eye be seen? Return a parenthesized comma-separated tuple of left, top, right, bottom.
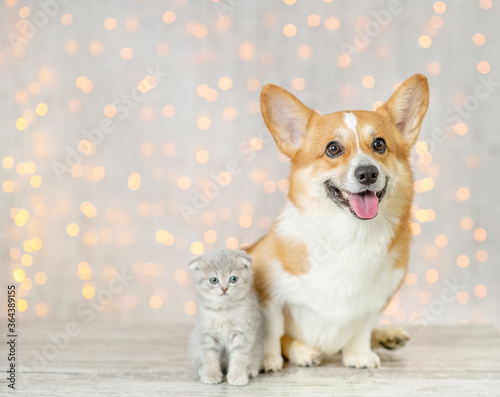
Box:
(373, 137, 386, 153)
(326, 141, 343, 158)
(209, 277, 218, 285)
(229, 276, 238, 283)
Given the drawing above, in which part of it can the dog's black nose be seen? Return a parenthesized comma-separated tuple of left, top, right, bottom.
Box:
(355, 165, 378, 185)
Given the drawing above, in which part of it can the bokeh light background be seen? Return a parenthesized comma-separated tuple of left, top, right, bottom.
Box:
(1, 0, 499, 326)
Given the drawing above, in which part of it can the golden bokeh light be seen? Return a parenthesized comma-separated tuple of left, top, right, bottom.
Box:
(3, 180, 14, 193)
(298, 45, 312, 59)
(190, 241, 204, 255)
(61, 13, 73, 25)
(460, 216, 474, 231)
(128, 173, 141, 191)
(456, 255, 470, 268)
(30, 175, 42, 188)
(456, 187, 470, 202)
(66, 222, 80, 237)
(177, 176, 191, 190)
(104, 17, 117, 30)
(35, 272, 47, 285)
(21, 253, 33, 267)
(16, 118, 28, 131)
(120, 47, 134, 60)
(225, 237, 239, 249)
(78, 261, 93, 280)
(404, 273, 418, 286)
(36, 303, 49, 318)
(219, 77, 232, 90)
(162, 105, 175, 118)
(418, 35, 432, 48)
(156, 229, 170, 244)
(473, 228, 487, 242)
(307, 14, 321, 27)
(18, 299, 28, 312)
(433, 1, 446, 14)
(426, 269, 439, 283)
(204, 230, 217, 243)
(473, 33, 485, 46)
(14, 268, 25, 282)
(163, 11, 176, 24)
(36, 103, 48, 116)
(82, 285, 96, 299)
(3, 156, 14, 169)
(435, 234, 448, 248)
(89, 41, 103, 54)
(475, 249, 488, 263)
(474, 285, 487, 298)
(292, 78, 305, 91)
(283, 24, 297, 37)
(197, 116, 211, 130)
(457, 291, 469, 305)
(337, 54, 351, 68)
(150, 296, 163, 309)
(362, 75, 375, 89)
(477, 61, 490, 74)
(325, 16, 340, 31)
(239, 215, 252, 228)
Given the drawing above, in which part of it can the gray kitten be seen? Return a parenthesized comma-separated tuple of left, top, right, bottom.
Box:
(189, 249, 263, 386)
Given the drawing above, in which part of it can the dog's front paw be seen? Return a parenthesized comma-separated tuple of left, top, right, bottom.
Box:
(199, 368, 223, 384)
(342, 351, 380, 369)
(227, 372, 249, 386)
(372, 326, 410, 350)
(288, 342, 323, 367)
(263, 354, 283, 372)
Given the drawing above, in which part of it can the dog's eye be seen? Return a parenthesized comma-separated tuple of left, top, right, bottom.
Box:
(326, 141, 343, 157)
(209, 277, 219, 284)
(373, 138, 386, 153)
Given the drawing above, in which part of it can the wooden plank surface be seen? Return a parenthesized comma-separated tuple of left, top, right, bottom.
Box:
(5, 322, 500, 396)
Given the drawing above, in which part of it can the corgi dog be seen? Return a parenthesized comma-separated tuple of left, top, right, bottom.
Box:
(246, 74, 429, 371)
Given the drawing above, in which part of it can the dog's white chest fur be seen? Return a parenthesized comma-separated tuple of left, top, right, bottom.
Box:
(272, 201, 404, 355)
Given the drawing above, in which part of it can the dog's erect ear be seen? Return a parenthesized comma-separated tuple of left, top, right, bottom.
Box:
(261, 84, 314, 159)
(236, 250, 252, 268)
(379, 74, 429, 147)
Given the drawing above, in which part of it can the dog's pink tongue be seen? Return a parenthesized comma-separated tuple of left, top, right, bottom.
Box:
(349, 192, 379, 219)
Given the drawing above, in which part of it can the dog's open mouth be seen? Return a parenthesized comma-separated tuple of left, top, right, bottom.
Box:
(325, 180, 387, 220)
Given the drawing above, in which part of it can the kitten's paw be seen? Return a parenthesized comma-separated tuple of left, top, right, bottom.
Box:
(288, 342, 323, 367)
(199, 369, 223, 384)
(227, 372, 249, 386)
(263, 354, 283, 372)
(372, 326, 410, 350)
(247, 366, 260, 378)
(342, 351, 380, 369)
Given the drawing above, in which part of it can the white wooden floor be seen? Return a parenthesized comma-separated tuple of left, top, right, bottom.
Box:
(10, 322, 500, 396)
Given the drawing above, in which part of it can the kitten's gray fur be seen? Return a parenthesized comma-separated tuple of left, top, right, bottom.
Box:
(189, 249, 263, 386)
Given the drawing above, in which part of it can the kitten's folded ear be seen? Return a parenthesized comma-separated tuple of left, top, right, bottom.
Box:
(188, 256, 204, 271)
(236, 251, 252, 268)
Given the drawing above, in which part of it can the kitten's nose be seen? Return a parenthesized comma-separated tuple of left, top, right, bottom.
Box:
(221, 287, 228, 293)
